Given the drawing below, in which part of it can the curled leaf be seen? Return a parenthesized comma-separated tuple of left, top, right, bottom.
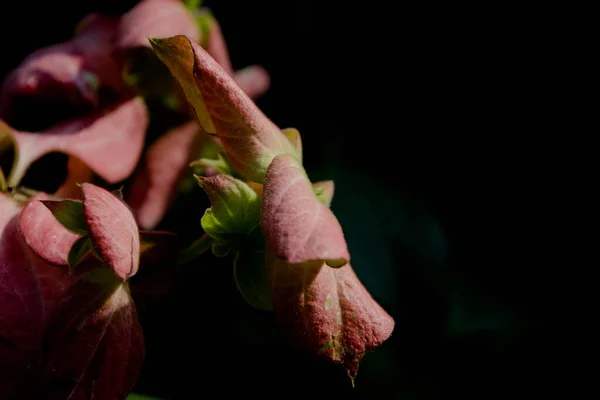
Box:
(0, 194, 44, 397)
(127, 121, 202, 230)
(150, 35, 297, 182)
(0, 97, 148, 189)
(0, 13, 122, 121)
(196, 174, 261, 240)
(83, 183, 140, 280)
(267, 252, 394, 378)
(19, 193, 81, 267)
(38, 266, 144, 399)
(262, 154, 349, 266)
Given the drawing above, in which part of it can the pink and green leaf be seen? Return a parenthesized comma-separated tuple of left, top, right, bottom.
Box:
(267, 250, 395, 378)
(149, 35, 297, 182)
(262, 154, 349, 266)
(196, 174, 262, 240)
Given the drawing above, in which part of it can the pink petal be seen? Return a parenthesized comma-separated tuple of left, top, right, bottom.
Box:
(0, 194, 44, 397)
(18, 192, 80, 267)
(262, 154, 349, 266)
(268, 254, 395, 378)
(127, 120, 201, 230)
(1, 97, 148, 189)
(82, 183, 140, 280)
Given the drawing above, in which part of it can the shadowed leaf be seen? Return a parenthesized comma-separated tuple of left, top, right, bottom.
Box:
(38, 266, 144, 400)
(0, 194, 44, 398)
(234, 246, 273, 311)
(0, 97, 148, 190)
(0, 14, 122, 120)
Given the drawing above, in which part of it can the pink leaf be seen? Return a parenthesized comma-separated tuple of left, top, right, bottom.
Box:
(82, 183, 140, 280)
(38, 267, 144, 400)
(127, 120, 201, 230)
(267, 252, 395, 378)
(18, 193, 80, 267)
(0, 96, 148, 189)
(0, 194, 44, 397)
(115, 0, 200, 54)
(262, 154, 349, 266)
(0, 13, 122, 119)
(150, 35, 296, 182)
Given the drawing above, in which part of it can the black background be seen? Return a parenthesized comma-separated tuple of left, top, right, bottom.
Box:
(0, 1, 559, 399)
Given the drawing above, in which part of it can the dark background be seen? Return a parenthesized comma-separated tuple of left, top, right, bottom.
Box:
(1, 1, 557, 399)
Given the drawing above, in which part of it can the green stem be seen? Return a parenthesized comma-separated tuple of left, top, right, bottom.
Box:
(176, 234, 214, 266)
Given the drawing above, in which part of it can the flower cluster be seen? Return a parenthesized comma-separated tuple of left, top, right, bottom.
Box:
(0, 0, 393, 397)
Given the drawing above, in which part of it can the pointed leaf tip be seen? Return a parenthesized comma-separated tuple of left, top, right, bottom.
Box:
(197, 174, 261, 240)
(268, 258, 395, 378)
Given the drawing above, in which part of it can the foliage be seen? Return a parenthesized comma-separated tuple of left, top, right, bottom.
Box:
(0, 0, 395, 398)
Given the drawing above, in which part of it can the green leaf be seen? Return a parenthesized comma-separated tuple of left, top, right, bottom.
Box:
(211, 241, 231, 257)
(197, 174, 261, 240)
(67, 236, 92, 271)
(177, 234, 214, 266)
(234, 246, 273, 311)
(41, 199, 88, 235)
(185, 0, 202, 12)
(313, 180, 335, 208)
(112, 186, 124, 199)
(126, 394, 162, 400)
(190, 152, 238, 177)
